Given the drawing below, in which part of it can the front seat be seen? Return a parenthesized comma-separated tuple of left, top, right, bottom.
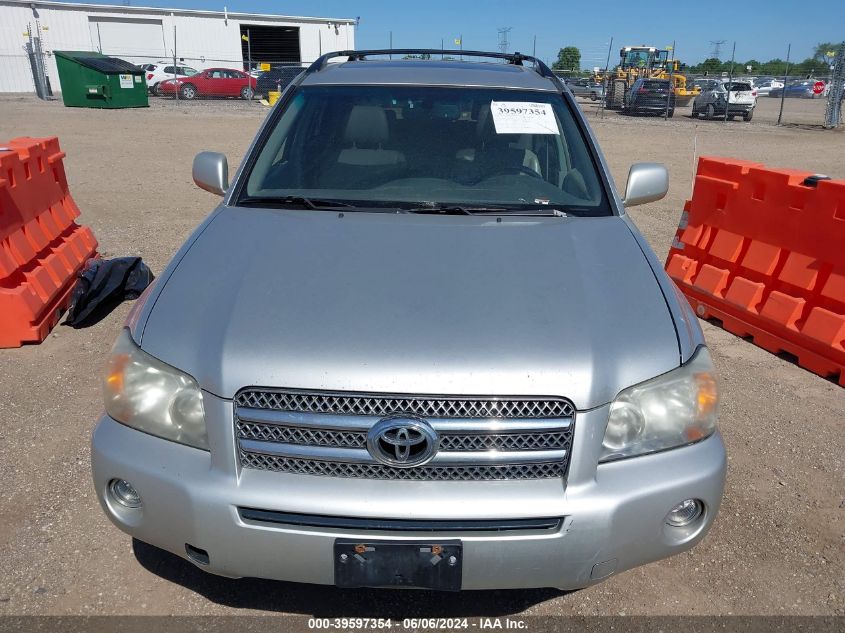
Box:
(454, 105, 542, 180)
(337, 106, 405, 167)
(320, 106, 406, 189)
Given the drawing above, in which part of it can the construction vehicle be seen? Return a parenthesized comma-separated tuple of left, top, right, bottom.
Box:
(604, 45, 699, 109)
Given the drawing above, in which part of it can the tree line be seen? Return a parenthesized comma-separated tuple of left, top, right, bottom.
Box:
(553, 42, 842, 77)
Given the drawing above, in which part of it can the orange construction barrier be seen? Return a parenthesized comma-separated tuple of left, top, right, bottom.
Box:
(666, 156, 845, 386)
(0, 137, 98, 347)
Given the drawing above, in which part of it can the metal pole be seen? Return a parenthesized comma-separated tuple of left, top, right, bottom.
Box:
(824, 42, 845, 128)
(173, 16, 178, 101)
(777, 43, 791, 125)
(665, 39, 675, 120)
(441, 38, 444, 60)
(389, 31, 392, 59)
(460, 34, 463, 61)
(723, 42, 735, 123)
(247, 28, 251, 74)
(601, 36, 613, 117)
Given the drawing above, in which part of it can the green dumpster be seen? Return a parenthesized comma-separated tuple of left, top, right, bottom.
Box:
(54, 51, 148, 108)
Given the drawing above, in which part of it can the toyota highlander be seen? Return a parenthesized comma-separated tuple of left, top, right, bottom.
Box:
(92, 49, 726, 591)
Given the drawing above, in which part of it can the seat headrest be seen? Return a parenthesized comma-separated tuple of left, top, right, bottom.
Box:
(344, 106, 389, 146)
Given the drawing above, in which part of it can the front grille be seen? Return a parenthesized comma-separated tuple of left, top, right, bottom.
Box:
(235, 389, 574, 482)
(240, 450, 567, 481)
(238, 508, 563, 532)
(237, 421, 570, 452)
(238, 421, 366, 448)
(235, 390, 574, 419)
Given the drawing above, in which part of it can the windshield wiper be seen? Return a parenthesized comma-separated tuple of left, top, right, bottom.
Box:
(402, 203, 570, 217)
(476, 208, 568, 217)
(238, 195, 358, 210)
(402, 204, 509, 215)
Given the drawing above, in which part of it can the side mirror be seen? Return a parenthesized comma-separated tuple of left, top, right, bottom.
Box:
(623, 163, 668, 207)
(192, 151, 228, 196)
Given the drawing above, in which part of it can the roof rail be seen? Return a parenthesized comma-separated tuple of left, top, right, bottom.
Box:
(305, 49, 560, 84)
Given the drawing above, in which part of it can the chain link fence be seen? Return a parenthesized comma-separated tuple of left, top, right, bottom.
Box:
(3, 34, 842, 126)
(0, 19, 308, 107)
(0, 50, 307, 105)
(769, 41, 844, 128)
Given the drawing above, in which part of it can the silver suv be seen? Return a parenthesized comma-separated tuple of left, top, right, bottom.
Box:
(93, 49, 726, 592)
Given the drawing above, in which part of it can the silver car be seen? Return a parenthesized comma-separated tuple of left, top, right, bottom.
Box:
(93, 49, 726, 592)
(565, 78, 605, 101)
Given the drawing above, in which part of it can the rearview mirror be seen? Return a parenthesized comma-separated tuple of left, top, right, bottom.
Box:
(192, 151, 228, 196)
(623, 163, 668, 207)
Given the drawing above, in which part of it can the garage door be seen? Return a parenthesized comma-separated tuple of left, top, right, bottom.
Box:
(88, 17, 167, 59)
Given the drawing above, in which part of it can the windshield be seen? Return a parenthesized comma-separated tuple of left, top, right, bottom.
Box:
(239, 85, 610, 216)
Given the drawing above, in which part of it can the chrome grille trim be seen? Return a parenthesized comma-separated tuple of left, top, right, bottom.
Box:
(240, 451, 567, 481)
(240, 439, 568, 465)
(238, 508, 563, 532)
(235, 389, 575, 481)
(235, 390, 574, 419)
(236, 408, 571, 433)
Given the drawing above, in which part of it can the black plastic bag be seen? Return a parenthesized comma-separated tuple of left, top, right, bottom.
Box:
(65, 257, 155, 327)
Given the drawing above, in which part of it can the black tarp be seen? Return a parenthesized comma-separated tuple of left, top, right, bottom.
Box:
(65, 257, 154, 327)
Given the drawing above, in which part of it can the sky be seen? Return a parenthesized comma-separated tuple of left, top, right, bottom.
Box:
(54, 0, 844, 68)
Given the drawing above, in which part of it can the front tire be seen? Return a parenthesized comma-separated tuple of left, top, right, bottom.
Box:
(743, 109, 753, 122)
(705, 103, 715, 120)
(240, 86, 254, 100)
(590, 92, 598, 101)
(180, 84, 197, 100)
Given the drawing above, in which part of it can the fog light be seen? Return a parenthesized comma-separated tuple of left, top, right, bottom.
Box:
(109, 478, 142, 508)
(665, 499, 703, 527)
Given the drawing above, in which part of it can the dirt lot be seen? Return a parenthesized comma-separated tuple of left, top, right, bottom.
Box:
(0, 94, 842, 617)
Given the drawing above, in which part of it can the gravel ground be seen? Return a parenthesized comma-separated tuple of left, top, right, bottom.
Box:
(0, 93, 842, 617)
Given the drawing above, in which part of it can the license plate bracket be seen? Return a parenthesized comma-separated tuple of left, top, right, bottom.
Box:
(334, 539, 462, 591)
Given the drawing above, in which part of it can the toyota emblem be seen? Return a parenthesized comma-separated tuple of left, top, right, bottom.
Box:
(366, 416, 439, 468)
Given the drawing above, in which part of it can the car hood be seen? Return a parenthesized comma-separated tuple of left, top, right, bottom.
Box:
(140, 208, 680, 410)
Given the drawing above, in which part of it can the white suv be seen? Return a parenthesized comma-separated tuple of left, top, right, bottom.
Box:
(143, 62, 198, 95)
(692, 80, 757, 121)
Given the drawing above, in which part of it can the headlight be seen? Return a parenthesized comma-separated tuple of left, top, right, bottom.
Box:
(103, 329, 208, 450)
(599, 347, 718, 463)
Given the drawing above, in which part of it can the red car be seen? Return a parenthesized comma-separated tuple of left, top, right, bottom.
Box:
(158, 68, 257, 100)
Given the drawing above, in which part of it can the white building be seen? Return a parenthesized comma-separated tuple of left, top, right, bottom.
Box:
(0, 0, 356, 92)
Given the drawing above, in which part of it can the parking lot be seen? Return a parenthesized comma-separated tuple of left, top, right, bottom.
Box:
(0, 93, 842, 617)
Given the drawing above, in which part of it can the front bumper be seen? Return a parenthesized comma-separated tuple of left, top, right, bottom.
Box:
(92, 398, 726, 591)
(707, 101, 754, 113)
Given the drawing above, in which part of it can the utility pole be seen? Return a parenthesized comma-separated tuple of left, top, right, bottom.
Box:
(497, 27, 512, 55)
(709, 40, 726, 60)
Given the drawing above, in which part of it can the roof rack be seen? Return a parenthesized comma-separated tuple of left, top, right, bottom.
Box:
(305, 49, 560, 83)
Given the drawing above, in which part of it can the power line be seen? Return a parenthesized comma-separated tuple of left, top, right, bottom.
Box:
(497, 27, 512, 55)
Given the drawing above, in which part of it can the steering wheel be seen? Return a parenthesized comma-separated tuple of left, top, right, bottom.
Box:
(488, 165, 544, 180)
